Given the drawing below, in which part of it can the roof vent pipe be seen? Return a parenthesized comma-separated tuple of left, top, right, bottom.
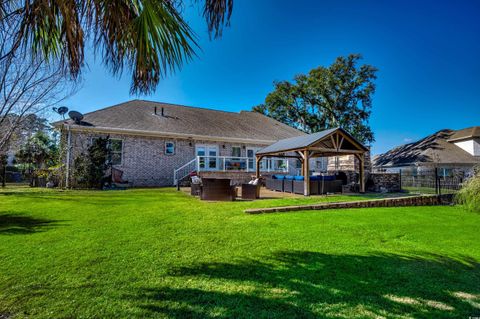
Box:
(154, 106, 157, 115)
(161, 107, 164, 117)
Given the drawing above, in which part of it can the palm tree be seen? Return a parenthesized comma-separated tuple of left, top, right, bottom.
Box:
(0, 0, 233, 94)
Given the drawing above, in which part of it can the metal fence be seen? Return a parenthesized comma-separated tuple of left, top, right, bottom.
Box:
(400, 167, 464, 195)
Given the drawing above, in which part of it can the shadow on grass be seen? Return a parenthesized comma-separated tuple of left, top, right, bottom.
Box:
(128, 251, 480, 318)
(0, 213, 63, 235)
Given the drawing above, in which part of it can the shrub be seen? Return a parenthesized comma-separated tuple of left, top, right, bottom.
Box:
(72, 137, 110, 189)
(456, 168, 480, 212)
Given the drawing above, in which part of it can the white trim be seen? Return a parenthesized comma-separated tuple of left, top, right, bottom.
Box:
(246, 147, 261, 171)
(90, 136, 124, 166)
(110, 138, 124, 166)
(231, 145, 242, 157)
(195, 144, 219, 171)
(55, 124, 277, 145)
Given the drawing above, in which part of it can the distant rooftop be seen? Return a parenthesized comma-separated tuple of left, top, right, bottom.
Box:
(374, 128, 480, 167)
(448, 126, 480, 142)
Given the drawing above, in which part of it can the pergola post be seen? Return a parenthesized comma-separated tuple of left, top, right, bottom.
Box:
(358, 153, 365, 193)
(255, 155, 263, 178)
(303, 150, 310, 196)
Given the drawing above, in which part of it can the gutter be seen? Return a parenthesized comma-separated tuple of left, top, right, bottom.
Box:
(65, 124, 71, 188)
(53, 123, 278, 145)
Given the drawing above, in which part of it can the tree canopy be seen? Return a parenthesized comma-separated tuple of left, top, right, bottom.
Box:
(15, 131, 58, 169)
(1, 0, 233, 94)
(253, 54, 377, 144)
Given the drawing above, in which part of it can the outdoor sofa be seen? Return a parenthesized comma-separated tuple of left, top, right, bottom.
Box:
(266, 175, 342, 195)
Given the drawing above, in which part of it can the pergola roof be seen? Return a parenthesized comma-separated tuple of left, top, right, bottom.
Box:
(257, 127, 367, 156)
(255, 127, 368, 195)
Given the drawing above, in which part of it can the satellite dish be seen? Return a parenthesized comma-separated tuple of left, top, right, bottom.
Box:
(53, 106, 69, 119)
(68, 110, 84, 124)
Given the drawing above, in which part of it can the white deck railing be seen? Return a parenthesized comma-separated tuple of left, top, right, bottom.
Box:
(173, 158, 197, 186)
(174, 156, 289, 186)
(196, 156, 289, 173)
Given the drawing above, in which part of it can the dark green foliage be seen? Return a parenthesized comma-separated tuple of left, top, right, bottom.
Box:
(254, 54, 377, 144)
(15, 131, 58, 170)
(456, 167, 480, 212)
(0, 154, 6, 187)
(73, 137, 109, 189)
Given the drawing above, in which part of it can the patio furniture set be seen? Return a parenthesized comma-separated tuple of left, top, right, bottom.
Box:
(191, 177, 261, 201)
(265, 174, 343, 195)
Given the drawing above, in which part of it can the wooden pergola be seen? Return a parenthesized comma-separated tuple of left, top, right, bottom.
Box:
(255, 127, 368, 196)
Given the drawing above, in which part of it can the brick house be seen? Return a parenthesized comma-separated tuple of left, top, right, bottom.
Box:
(54, 100, 370, 187)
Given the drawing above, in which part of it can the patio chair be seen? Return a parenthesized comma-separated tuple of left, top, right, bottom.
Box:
(107, 167, 130, 189)
(190, 175, 202, 196)
(241, 180, 261, 200)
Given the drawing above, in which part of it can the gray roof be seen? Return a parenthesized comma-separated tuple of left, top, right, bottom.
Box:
(373, 129, 480, 167)
(53, 100, 304, 143)
(257, 127, 366, 155)
(448, 126, 480, 142)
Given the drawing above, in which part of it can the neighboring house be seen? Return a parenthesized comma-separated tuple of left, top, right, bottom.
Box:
(373, 127, 480, 177)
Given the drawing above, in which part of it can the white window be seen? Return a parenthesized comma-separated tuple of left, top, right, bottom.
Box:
(165, 141, 175, 155)
(110, 139, 123, 165)
(231, 146, 241, 157)
(91, 137, 123, 165)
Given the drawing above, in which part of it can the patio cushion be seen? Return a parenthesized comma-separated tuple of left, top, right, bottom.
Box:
(272, 175, 285, 180)
(284, 176, 294, 180)
(294, 176, 304, 181)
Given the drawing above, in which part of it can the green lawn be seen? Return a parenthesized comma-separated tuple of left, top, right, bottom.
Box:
(0, 187, 479, 318)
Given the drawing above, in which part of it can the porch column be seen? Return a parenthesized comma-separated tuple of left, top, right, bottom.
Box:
(303, 150, 310, 196)
(255, 155, 263, 178)
(359, 153, 365, 193)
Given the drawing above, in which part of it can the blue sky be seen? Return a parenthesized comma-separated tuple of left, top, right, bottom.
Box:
(64, 0, 480, 155)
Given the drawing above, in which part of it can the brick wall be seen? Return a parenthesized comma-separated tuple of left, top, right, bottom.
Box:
(245, 194, 454, 214)
(67, 131, 267, 187)
(326, 152, 372, 172)
(368, 173, 401, 192)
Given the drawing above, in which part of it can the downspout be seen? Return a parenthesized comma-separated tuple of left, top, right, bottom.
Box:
(65, 124, 71, 188)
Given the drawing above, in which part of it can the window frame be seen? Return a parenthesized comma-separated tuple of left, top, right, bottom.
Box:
(109, 138, 123, 166)
(231, 146, 241, 158)
(90, 136, 123, 166)
(165, 141, 175, 156)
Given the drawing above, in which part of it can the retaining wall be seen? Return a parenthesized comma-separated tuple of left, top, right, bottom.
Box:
(245, 194, 454, 214)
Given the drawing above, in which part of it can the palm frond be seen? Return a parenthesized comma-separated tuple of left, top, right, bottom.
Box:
(202, 0, 233, 38)
(4, 0, 232, 94)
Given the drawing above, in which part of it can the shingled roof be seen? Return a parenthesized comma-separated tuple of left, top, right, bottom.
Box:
(373, 129, 480, 167)
(448, 126, 480, 142)
(257, 127, 367, 155)
(53, 100, 304, 144)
